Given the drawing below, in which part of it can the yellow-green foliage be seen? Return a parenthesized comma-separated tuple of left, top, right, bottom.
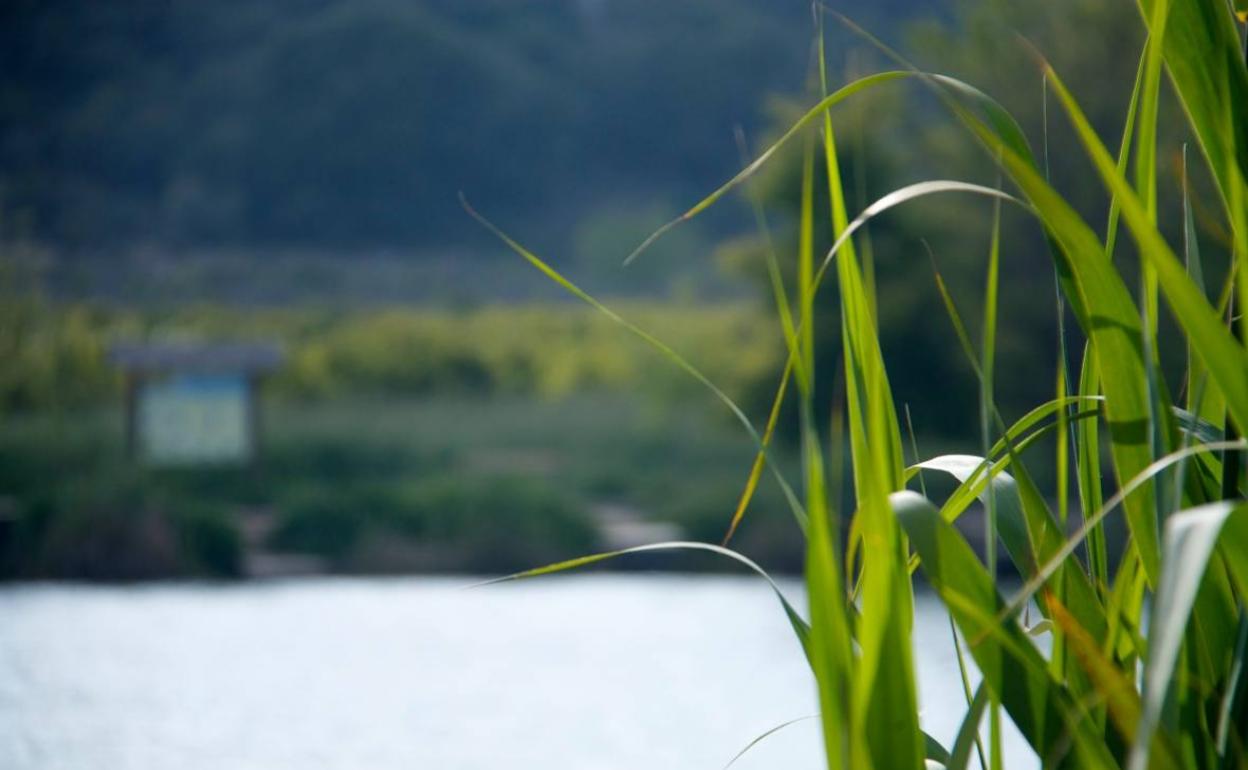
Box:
(0, 299, 781, 412)
(292, 303, 776, 400)
(0, 299, 120, 411)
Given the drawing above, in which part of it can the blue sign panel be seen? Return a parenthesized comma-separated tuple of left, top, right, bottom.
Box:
(138, 375, 250, 465)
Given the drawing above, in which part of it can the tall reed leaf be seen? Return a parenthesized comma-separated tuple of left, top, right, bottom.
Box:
(893, 490, 1119, 768)
(1136, 0, 1248, 226)
(1043, 66, 1248, 439)
(1132, 502, 1248, 770)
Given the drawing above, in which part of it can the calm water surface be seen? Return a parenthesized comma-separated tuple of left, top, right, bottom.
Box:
(0, 576, 1034, 769)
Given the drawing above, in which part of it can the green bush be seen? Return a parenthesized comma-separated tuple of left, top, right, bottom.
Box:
(270, 475, 596, 573)
(6, 471, 241, 580)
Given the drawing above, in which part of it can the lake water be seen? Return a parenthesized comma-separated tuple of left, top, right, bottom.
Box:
(0, 576, 1034, 769)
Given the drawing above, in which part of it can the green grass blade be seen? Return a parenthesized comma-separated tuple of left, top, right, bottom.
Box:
(721, 128, 805, 544)
(736, 126, 807, 392)
(1106, 44, 1150, 259)
(813, 16, 919, 762)
(1047, 594, 1183, 769)
(814, 182, 1021, 291)
(622, 70, 916, 266)
(825, 12, 1037, 166)
(1137, 0, 1171, 175)
(1135, 0, 1248, 228)
(1076, 345, 1109, 594)
(948, 617, 990, 770)
(1131, 501, 1248, 770)
(905, 397, 1099, 525)
(1173, 406, 1224, 445)
(723, 357, 797, 544)
(923, 732, 952, 767)
(946, 684, 990, 770)
(893, 490, 1120, 768)
(1181, 145, 1224, 424)
(790, 111, 854, 770)
(1044, 64, 1248, 439)
(1134, 0, 1171, 337)
(461, 195, 808, 527)
(915, 455, 1108, 649)
(929, 247, 984, 382)
(1001, 440, 1248, 625)
(1214, 610, 1248, 761)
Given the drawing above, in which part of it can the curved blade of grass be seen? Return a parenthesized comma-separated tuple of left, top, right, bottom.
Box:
(720, 714, 953, 770)
(722, 714, 819, 769)
(461, 194, 807, 530)
(623, 70, 914, 266)
(906, 398, 1100, 524)
(916, 455, 1108, 648)
(923, 732, 952, 766)
(1000, 440, 1248, 626)
(812, 182, 1021, 290)
(823, 11, 1036, 164)
(471, 540, 812, 660)
(892, 490, 1120, 768)
(1174, 406, 1224, 444)
(626, 60, 1033, 268)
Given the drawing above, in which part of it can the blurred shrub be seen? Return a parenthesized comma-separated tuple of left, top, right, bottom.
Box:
(0, 299, 120, 412)
(270, 476, 596, 573)
(3, 467, 242, 580)
(173, 502, 243, 577)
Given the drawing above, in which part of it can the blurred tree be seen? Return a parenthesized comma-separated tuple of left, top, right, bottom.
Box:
(0, 0, 851, 256)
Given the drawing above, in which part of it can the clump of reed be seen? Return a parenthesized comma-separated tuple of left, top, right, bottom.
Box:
(471, 2, 1248, 767)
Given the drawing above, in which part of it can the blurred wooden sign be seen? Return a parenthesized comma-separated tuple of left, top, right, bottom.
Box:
(109, 342, 284, 466)
(137, 374, 249, 464)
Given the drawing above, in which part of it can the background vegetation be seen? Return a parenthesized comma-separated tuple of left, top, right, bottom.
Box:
(1, 0, 1235, 602)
